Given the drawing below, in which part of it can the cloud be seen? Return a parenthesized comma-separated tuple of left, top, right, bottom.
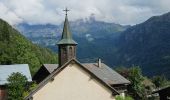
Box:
(0, 2, 22, 25)
(0, 0, 170, 25)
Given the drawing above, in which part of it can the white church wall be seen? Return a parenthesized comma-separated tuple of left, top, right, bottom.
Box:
(32, 63, 115, 100)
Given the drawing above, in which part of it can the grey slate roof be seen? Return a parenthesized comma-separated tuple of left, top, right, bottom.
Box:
(0, 64, 32, 85)
(42, 63, 130, 85)
(43, 64, 59, 73)
(83, 63, 130, 85)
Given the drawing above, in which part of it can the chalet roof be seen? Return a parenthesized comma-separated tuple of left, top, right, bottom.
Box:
(40, 63, 130, 85)
(25, 59, 122, 99)
(0, 64, 32, 85)
(43, 64, 59, 73)
(152, 86, 170, 94)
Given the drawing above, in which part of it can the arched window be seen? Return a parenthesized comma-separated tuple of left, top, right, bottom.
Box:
(62, 47, 67, 56)
(69, 47, 73, 57)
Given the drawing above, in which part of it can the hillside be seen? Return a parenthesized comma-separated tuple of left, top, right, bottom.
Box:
(0, 19, 58, 75)
(115, 12, 170, 78)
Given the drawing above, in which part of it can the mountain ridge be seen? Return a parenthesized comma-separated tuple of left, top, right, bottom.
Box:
(15, 12, 170, 78)
(115, 12, 170, 78)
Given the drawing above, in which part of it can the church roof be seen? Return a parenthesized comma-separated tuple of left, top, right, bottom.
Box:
(57, 15, 77, 45)
(40, 63, 130, 85)
(83, 63, 130, 85)
(25, 59, 123, 99)
(0, 64, 32, 85)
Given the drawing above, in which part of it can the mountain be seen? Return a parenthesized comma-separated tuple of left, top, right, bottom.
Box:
(16, 18, 130, 63)
(115, 12, 170, 78)
(16, 12, 170, 79)
(0, 19, 58, 75)
(17, 16, 129, 39)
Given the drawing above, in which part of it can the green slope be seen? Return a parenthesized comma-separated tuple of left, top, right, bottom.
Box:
(115, 12, 170, 78)
(0, 19, 58, 75)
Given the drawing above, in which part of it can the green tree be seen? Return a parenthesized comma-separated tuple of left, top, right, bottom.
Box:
(1, 21, 10, 42)
(152, 75, 169, 88)
(23, 82, 37, 97)
(7, 72, 27, 100)
(128, 66, 146, 99)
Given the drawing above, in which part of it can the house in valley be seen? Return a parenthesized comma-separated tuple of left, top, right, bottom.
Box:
(0, 64, 32, 100)
(152, 86, 170, 100)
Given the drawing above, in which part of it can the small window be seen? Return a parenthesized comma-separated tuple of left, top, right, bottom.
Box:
(69, 47, 73, 57)
(62, 47, 67, 56)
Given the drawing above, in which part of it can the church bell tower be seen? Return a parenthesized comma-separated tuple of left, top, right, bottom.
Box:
(57, 8, 77, 67)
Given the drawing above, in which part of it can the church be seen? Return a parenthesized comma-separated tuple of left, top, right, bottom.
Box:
(25, 9, 130, 100)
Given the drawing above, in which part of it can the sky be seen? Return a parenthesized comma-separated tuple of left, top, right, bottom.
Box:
(0, 0, 170, 25)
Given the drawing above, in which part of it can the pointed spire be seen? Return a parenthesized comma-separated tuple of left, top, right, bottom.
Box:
(57, 8, 77, 45)
(61, 14, 72, 39)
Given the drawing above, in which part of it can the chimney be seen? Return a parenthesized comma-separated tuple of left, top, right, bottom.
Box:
(97, 58, 101, 68)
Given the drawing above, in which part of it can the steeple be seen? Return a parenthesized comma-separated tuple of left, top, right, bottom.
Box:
(57, 8, 77, 45)
(57, 8, 77, 67)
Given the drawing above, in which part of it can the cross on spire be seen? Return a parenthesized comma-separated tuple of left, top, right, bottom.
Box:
(63, 8, 70, 15)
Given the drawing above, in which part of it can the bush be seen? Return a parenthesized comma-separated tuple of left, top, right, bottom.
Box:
(7, 72, 27, 100)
